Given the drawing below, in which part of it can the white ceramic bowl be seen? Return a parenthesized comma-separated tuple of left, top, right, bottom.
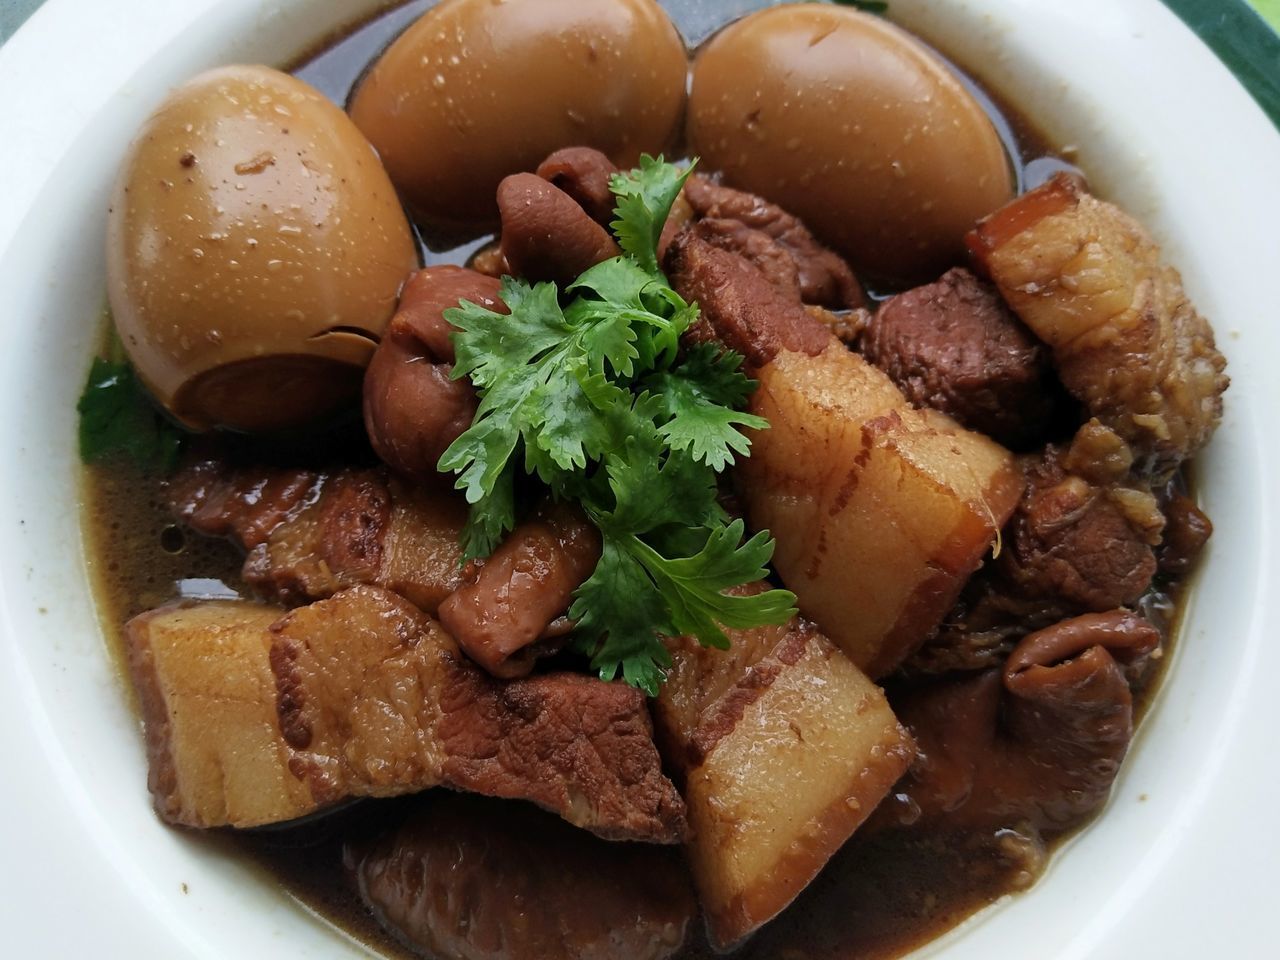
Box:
(0, 1, 1277, 957)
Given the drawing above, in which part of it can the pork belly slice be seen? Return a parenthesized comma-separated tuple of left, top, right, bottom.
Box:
(347, 794, 696, 960)
(967, 172, 1228, 473)
(164, 455, 316, 548)
(740, 342, 1023, 677)
(244, 471, 469, 613)
(125, 601, 321, 828)
(669, 234, 1021, 677)
(168, 461, 591, 677)
(126, 588, 685, 842)
(166, 460, 469, 613)
(653, 589, 915, 950)
(271, 586, 686, 843)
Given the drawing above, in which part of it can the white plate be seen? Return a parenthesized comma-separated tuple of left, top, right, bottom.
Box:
(0, 0, 1277, 957)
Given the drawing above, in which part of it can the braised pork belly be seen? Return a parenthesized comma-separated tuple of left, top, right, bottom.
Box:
(968, 173, 1228, 476)
(127, 586, 685, 842)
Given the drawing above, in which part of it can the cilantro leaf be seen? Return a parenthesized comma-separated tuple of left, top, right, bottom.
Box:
(657, 403, 766, 471)
(446, 278, 568, 390)
(438, 365, 535, 504)
(569, 538, 678, 696)
(833, 0, 889, 12)
(656, 341, 759, 408)
(646, 345, 768, 470)
(77, 356, 184, 472)
(638, 520, 795, 634)
(569, 256, 658, 305)
(559, 300, 644, 379)
(601, 435, 724, 535)
(608, 154, 695, 274)
(458, 461, 517, 560)
(571, 521, 796, 696)
(568, 259, 693, 375)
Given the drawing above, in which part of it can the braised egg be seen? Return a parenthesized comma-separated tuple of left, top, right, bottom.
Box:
(348, 0, 688, 238)
(688, 4, 1014, 286)
(106, 65, 418, 432)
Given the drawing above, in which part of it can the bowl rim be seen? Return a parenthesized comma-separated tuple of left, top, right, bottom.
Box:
(1159, 0, 1280, 130)
(0, 1, 1278, 959)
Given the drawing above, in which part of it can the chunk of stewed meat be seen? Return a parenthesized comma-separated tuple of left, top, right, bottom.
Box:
(666, 230, 829, 368)
(497, 172, 619, 287)
(969, 173, 1228, 475)
(438, 502, 600, 678)
(163, 456, 321, 549)
(1158, 492, 1214, 577)
(168, 456, 595, 677)
(863, 268, 1062, 448)
(347, 795, 696, 960)
(364, 341, 476, 479)
(671, 233, 1021, 678)
(272, 586, 686, 842)
(533, 145, 693, 258)
(683, 174, 864, 308)
(998, 448, 1158, 611)
(1061, 418, 1135, 485)
(653, 589, 915, 949)
(167, 459, 468, 613)
(687, 217, 806, 303)
(536, 145, 620, 227)
(125, 600, 319, 829)
(125, 588, 686, 840)
(469, 241, 509, 278)
(904, 576, 1067, 677)
(363, 266, 507, 482)
(880, 610, 1159, 835)
(244, 471, 471, 614)
(735, 340, 1022, 677)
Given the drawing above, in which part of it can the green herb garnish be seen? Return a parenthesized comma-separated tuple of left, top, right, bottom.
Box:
(77, 342, 183, 472)
(834, 0, 889, 13)
(440, 155, 797, 694)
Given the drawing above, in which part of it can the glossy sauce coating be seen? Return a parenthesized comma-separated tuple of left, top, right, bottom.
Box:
(107, 65, 419, 431)
(348, 0, 688, 237)
(688, 4, 1014, 286)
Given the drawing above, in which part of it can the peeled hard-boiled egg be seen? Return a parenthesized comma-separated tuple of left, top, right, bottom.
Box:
(348, 0, 688, 237)
(106, 65, 419, 432)
(688, 4, 1014, 286)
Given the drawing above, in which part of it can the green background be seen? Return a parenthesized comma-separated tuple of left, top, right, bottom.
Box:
(1163, 0, 1280, 127)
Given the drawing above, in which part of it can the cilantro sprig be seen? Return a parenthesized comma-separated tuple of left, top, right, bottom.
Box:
(440, 155, 797, 694)
(77, 337, 184, 472)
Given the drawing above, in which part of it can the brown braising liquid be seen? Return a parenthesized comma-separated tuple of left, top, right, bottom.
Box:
(79, 2, 1182, 958)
